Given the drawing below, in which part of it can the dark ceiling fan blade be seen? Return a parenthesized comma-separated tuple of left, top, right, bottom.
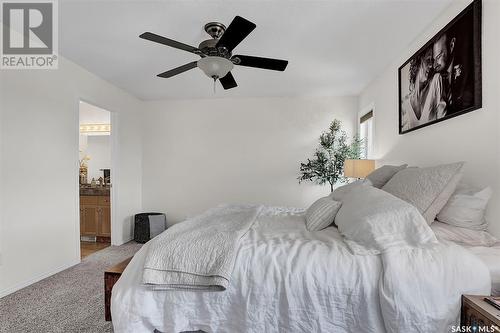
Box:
(216, 16, 256, 52)
(232, 55, 288, 71)
(219, 72, 237, 89)
(157, 61, 198, 78)
(140, 32, 202, 55)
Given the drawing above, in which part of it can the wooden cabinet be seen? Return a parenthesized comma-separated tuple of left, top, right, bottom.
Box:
(98, 206, 111, 237)
(462, 295, 500, 331)
(81, 206, 98, 236)
(80, 195, 110, 239)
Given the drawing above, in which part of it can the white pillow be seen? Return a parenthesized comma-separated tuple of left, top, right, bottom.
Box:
(335, 185, 437, 255)
(329, 180, 368, 202)
(437, 185, 492, 230)
(382, 162, 464, 224)
(365, 164, 408, 188)
(431, 221, 498, 247)
(305, 197, 342, 231)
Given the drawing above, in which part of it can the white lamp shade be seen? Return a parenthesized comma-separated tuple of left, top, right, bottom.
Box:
(344, 159, 375, 178)
(197, 56, 234, 79)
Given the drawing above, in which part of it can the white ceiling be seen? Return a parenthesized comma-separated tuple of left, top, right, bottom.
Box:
(60, 0, 453, 101)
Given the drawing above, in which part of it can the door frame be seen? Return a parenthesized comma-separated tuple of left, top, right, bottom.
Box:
(75, 99, 118, 260)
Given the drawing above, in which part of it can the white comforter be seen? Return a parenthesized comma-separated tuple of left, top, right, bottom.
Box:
(143, 205, 262, 291)
(112, 206, 490, 333)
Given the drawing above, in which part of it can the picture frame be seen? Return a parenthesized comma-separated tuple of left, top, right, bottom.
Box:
(398, 0, 482, 135)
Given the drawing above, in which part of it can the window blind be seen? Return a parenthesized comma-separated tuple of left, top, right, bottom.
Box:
(360, 110, 373, 124)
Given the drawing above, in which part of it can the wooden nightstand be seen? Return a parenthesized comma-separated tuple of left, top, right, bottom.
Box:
(462, 295, 500, 331)
(104, 257, 132, 321)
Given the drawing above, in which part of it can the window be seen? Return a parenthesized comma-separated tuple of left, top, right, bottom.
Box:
(359, 110, 373, 159)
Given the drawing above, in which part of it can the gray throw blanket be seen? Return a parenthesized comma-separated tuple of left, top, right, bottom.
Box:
(142, 204, 262, 291)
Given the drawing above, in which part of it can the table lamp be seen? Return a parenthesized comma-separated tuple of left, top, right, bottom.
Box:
(344, 159, 375, 179)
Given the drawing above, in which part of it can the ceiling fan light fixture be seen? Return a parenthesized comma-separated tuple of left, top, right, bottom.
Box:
(197, 56, 233, 79)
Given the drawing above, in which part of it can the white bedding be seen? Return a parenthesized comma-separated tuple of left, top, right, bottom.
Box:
(112, 206, 490, 333)
(430, 222, 500, 296)
(467, 244, 500, 296)
(143, 204, 262, 291)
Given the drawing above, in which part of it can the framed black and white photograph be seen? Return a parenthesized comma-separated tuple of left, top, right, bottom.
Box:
(398, 0, 482, 135)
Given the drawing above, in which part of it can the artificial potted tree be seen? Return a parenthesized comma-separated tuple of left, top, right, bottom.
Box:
(298, 119, 363, 192)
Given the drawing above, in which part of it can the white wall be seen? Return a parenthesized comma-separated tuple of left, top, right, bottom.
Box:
(359, 0, 500, 236)
(0, 76, 3, 281)
(0, 56, 143, 297)
(141, 96, 357, 224)
(79, 100, 111, 124)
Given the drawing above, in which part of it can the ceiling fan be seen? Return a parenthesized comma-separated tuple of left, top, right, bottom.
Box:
(139, 16, 288, 90)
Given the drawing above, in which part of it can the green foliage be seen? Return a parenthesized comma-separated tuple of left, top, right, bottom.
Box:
(298, 119, 364, 192)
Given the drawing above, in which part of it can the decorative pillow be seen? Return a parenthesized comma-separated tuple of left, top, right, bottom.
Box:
(329, 180, 368, 202)
(437, 185, 492, 230)
(365, 164, 408, 188)
(431, 221, 498, 247)
(381, 162, 464, 225)
(335, 185, 437, 254)
(305, 197, 342, 231)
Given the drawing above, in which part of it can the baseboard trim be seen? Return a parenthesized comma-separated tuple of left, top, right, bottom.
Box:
(112, 236, 133, 246)
(0, 259, 80, 298)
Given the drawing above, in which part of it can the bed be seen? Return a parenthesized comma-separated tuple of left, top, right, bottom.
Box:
(468, 244, 500, 296)
(111, 205, 492, 333)
(430, 221, 500, 296)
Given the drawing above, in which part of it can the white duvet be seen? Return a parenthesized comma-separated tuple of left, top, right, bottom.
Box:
(112, 206, 490, 333)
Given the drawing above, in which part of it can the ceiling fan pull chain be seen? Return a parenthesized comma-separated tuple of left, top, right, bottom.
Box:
(213, 77, 217, 94)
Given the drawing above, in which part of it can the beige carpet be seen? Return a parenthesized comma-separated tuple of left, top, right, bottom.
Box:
(0, 242, 142, 333)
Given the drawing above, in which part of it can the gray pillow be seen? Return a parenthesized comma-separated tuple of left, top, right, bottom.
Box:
(305, 197, 342, 231)
(329, 180, 366, 201)
(366, 164, 408, 188)
(382, 162, 464, 224)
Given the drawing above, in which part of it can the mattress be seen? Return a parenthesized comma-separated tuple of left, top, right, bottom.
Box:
(467, 244, 500, 296)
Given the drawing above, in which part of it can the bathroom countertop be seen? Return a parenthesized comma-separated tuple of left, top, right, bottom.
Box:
(80, 187, 110, 196)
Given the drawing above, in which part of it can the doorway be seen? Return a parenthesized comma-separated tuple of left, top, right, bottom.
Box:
(78, 101, 112, 259)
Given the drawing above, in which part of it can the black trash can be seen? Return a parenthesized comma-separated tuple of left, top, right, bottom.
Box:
(134, 212, 167, 243)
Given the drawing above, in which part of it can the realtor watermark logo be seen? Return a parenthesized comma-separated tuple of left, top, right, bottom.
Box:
(1, 0, 58, 69)
(451, 325, 499, 332)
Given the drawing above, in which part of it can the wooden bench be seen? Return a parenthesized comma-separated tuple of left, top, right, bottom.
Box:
(104, 257, 132, 321)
